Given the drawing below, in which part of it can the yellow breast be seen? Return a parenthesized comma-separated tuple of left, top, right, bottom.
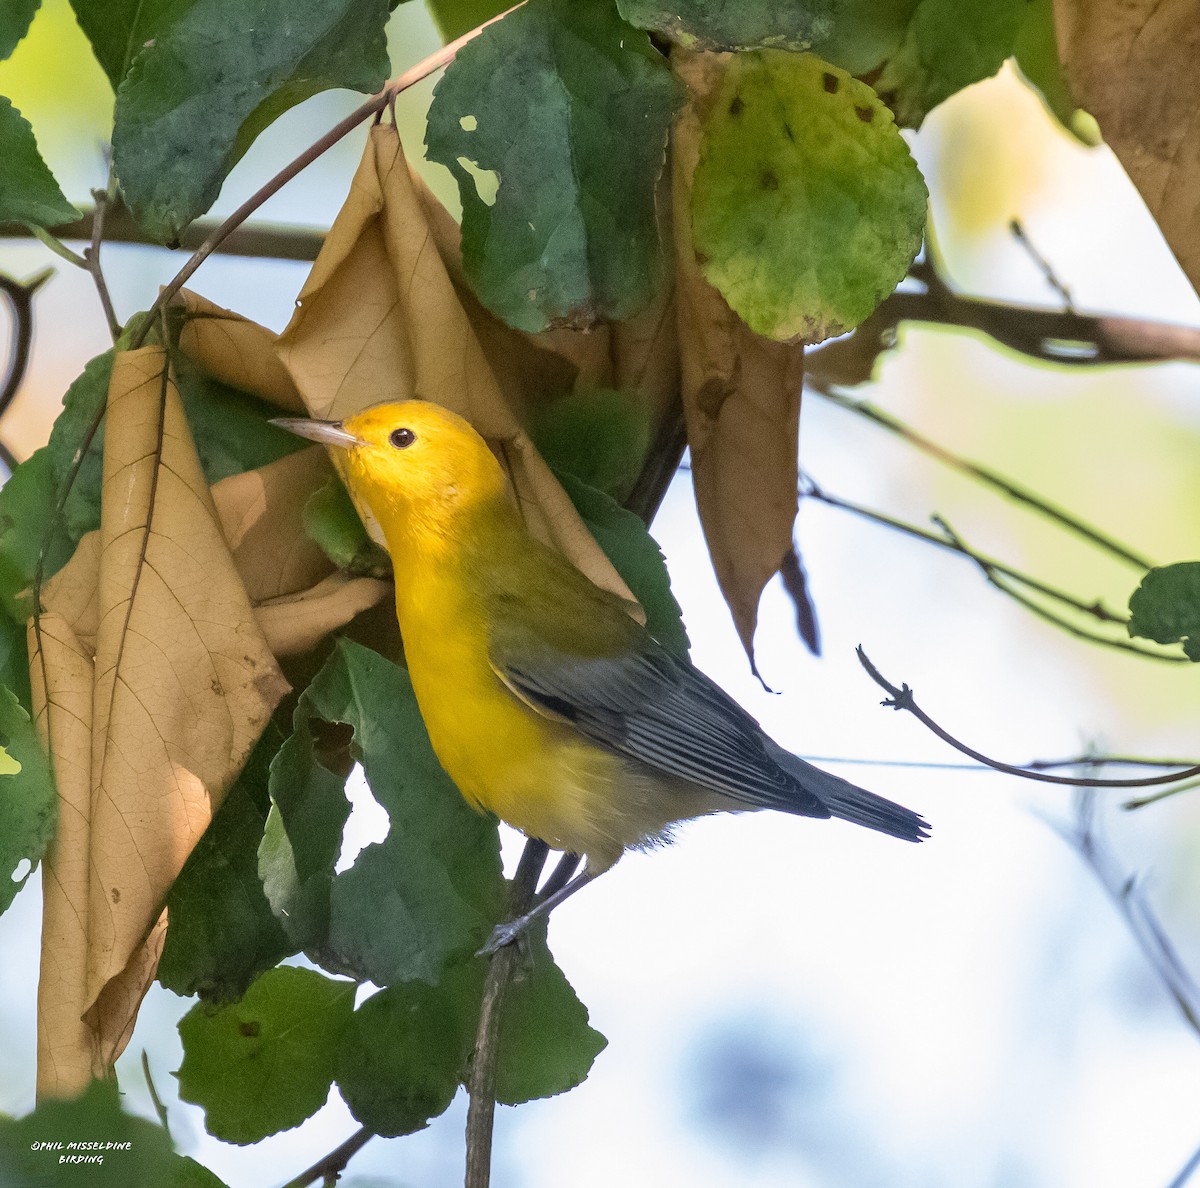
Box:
(394, 577, 636, 872)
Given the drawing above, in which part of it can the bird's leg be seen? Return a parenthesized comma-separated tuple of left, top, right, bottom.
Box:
(477, 866, 600, 956)
(536, 851, 581, 901)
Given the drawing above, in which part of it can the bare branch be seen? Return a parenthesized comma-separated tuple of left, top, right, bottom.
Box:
(466, 838, 549, 1188)
(1058, 791, 1200, 1037)
(810, 384, 1154, 570)
(277, 1127, 374, 1188)
(855, 647, 1200, 787)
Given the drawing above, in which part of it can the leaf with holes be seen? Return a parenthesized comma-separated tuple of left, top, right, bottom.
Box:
(425, 0, 681, 332)
(261, 639, 506, 985)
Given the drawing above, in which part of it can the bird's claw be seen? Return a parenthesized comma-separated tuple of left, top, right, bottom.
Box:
(477, 918, 527, 958)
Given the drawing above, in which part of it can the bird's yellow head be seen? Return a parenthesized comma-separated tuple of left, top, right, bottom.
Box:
(272, 400, 511, 547)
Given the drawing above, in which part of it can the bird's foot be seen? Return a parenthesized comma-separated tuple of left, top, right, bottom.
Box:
(476, 914, 533, 958)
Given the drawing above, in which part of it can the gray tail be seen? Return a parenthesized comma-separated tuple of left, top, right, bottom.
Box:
(769, 744, 930, 842)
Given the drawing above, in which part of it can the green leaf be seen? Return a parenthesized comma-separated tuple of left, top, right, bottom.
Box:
(0, 1078, 207, 1187)
(618, 0, 915, 73)
(426, 0, 509, 41)
(159, 723, 296, 1003)
(425, 0, 681, 332)
(336, 964, 483, 1136)
(261, 639, 505, 985)
(692, 51, 926, 345)
(259, 717, 354, 955)
(874, 0, 1028, 127)
(0, 684, 54, 914)
(68, 0, 193, 91)
(177, 965, 355, 1144)
(0, 614, 31, 713)
(1012, 0, 1101, 147)
(1128, 562, 1200, 661)
(302, 478, 392, 578)
(495, 923, 607, 1104)
(173, 354, 310, 482)
(0, 97, 79, 228)
(531, 388, 652, 503)
(112, 0, 390, 242)
(555, 470, 688, 658)
(47, 349, 114, 542)
(618, 0, 834, 51)
(0, 0, 39, 62)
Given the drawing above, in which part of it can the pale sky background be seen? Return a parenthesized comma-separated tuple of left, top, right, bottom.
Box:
(2, 4, 1200, 1187)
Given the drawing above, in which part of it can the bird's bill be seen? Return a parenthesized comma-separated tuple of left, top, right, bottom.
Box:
(268, 418, 366, 448)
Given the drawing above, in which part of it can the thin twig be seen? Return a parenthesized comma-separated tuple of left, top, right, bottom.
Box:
(465, 838, 549, 1188)
(799, 475, 1186, 664)
(930, 513, 1169, 662)
(795, 754, 1200, 774)
(1167, 1138, 1200, 1188)
(1058, 790, 1200, 1038)
(1124, 776, 1200, 811)
(811, 384, 1154, 570)
(140, 1051, 170, 1136)
(1009, 218, 1075, 312)
(129, 3, 523, 350)
(855, 647, 1200, 788)
(278, 1127, 374, 1188)
(85, 174, 121, 340)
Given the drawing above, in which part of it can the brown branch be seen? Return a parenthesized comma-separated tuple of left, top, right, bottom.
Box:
(810, 384, 1154, 570)
(278, 1127, 374, 1188)
(855, 647, 1200, 788)
(465, 838, 548, 1188)
(30, 205, 329, 262)
(816, 261, 1200, 369)
(84, 176, 121, 340)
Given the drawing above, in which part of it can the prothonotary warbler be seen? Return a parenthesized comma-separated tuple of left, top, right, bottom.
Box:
(273, 401, 929, 951)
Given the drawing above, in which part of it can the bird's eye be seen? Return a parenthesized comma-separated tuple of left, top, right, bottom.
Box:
(389, 427, 416, 449)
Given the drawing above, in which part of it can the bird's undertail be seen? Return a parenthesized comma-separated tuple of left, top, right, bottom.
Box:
(768, 744, 930, 842)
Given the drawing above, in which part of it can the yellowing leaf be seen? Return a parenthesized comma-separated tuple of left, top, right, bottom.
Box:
(673, 50, 804, 669)
(1055, 0, 1200, 293)
(175, 290, 307, 413)
(276, 123, 639, 613)
(30, 347, 290, 1096)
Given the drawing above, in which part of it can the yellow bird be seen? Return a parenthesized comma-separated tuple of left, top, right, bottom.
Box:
(274, 401, 928, 950)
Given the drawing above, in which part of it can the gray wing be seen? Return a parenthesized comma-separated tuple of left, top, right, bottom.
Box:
(491, 639, 832, 819)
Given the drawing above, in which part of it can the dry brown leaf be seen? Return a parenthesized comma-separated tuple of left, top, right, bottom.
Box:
(174, 290, 307, 412)
(31, 348, 289, 1095)
(1054, 0, 1200, 294)
(212, 447, 337, 602)
(276, 123, 638, 612)
(255, 571, 393, 657)
(672, 50, 804, 671)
